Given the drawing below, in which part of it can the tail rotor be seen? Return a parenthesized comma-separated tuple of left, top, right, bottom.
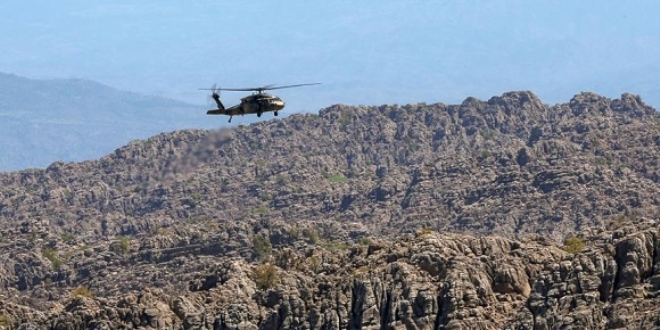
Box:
(201, 84, 225, 111)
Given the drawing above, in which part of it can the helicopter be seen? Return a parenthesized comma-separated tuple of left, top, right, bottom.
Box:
(200, 83, 320, 123)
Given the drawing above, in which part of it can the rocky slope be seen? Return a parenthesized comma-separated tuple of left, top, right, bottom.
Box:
(1, 223, 660, 329)
(1, 91, 660, 329)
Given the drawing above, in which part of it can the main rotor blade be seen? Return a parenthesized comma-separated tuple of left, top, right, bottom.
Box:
(198, 83, 320, 92)
(263, 83, 321, 91)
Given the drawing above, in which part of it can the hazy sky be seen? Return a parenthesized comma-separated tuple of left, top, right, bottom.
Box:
(1, 1, 659, 112)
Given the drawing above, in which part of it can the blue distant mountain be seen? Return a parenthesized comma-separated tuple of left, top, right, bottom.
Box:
(0, 73, 225, 171)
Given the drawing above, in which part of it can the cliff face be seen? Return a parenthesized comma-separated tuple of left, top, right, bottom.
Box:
(2, 225, 660, 329)
(1, 91, 660, 329)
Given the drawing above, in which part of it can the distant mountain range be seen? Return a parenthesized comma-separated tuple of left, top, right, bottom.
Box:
(0, 73, 229, 171)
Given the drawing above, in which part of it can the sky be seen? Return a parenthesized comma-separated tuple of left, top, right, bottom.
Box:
(1, 0, 659, 113)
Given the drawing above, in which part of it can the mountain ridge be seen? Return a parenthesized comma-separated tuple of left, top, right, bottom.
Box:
(2, 90, 658, 239)
(1, 90, 660, 329)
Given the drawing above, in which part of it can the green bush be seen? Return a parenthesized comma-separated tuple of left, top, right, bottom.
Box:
(61, 232, 76, 245)
(327, 174, 347, 183)
(252, 234, 272, 261)
(42, 247, 62, 271)
(358, 237, 372, 246)
(253, 264, 279, 290)
(563, 236, 585, 254)
(111, 236, 130, 255)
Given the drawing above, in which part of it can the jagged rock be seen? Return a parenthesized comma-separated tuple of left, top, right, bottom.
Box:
(1, 91, 660, 329)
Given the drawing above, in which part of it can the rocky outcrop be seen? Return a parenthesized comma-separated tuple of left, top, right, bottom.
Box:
(2, 225, 660, 329)
(1, 91, 660, 329)
(2, 91, 659, 242)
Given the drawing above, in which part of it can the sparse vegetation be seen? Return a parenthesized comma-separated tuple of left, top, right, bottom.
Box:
(150, 225, 172, 236)
(563, 236, 585, 254)
(70, 285, 93, 298)
(287, 226, 301, 240)
(480, 129, 496, 140)
(0, 313, 12, 328)
(252, 234, 272, 261)
(607, 214, 634, 230)
(250, 206, 270, 214)
(111, 236, 130, 255)
(415, 228, 434, 238)
(309, 255, 321, 273)
(323, 172, 347, 183)
(323, 241, 350, 251)
(42, 247, 63, 271)
(358, 237, 372, 246)
(252, 264, 279, 290)
(275, 174, 289, 184)
(274, 249, 300, 270)
(302, 228, 320, 244)
(61, 232, 76, 245)
(261, 192, 273, 201)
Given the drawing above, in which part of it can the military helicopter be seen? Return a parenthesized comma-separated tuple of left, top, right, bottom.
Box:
(200, 83, 320, 123)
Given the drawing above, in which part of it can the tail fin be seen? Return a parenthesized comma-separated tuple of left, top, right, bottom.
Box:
(212, 92, 225, 111)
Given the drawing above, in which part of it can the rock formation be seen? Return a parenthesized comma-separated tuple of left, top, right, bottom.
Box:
(1, 91, 659, 329)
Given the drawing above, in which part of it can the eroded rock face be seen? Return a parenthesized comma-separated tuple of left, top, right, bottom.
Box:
(2, 92, 660, 243)
(2, 227, 660, 329)
(1, 91, 660, 329)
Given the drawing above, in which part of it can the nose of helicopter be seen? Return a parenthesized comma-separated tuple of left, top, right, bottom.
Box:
(273, 99, 285, 110)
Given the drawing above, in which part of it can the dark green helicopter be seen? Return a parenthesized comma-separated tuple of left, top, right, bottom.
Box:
(200, 83, 320, 123)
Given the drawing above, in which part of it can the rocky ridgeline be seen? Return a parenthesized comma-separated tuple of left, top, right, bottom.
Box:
(1, 224, 660, 329)
(1, 91, 660, 329)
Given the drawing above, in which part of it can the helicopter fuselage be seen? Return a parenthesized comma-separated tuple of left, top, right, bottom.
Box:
(207, 93, 285, 122)
(201, 82, 319, 123)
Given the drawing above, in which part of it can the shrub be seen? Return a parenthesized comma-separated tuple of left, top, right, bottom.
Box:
(309, 255, 321, 273)
(324, 241, 349, 251)
(42, 247, 62, 271)
(563, 236, 585, 254)
(415, 228, 434, 238)
(327, 174, 347, 183)
(111, 236, 130, 255)
(61, 232, 76, 245)
(0, 313, 12, 328)
(302, 228, 320, 244)
(275, 174, 289, 184)
(70, 285, 93, 298)
(261, 192, 273, 201)
(250, 206, 269, 214)
(252, 234, 272, 261)
(358, 237, 372, 246)
(253, 264, 279, 290)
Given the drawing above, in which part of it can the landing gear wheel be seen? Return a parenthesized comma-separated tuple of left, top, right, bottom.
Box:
(257, 112, 262, 117)
(274, 111, 279, 116)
